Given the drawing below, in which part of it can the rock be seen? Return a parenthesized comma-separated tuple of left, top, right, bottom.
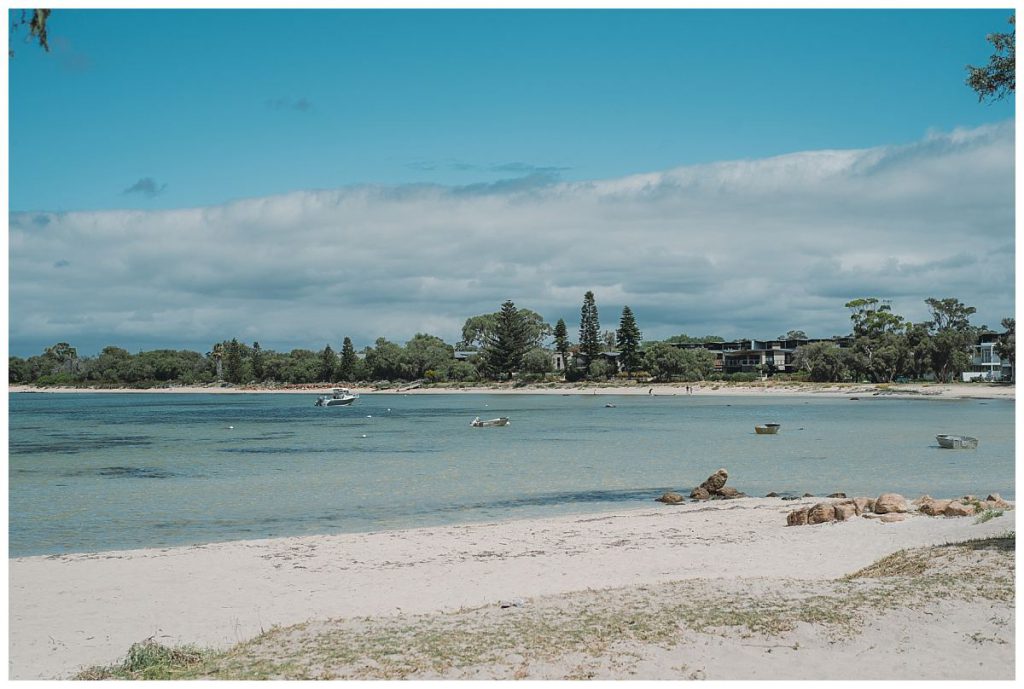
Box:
(873, 493, 908, 514)
(781, 496, 799, 501)
(690, 486, 711, 501)
(807, 502, 837, 525)
(655, 492, 685, 505)
(911, 494, 933, 506)
(802, 493, 815, 498)
(786, 508, 809, 526)
(919, 499, 952, 516)
(834, 500, 858, 521)
(944, 502, 976, 517)
(717, 486, 743, 499)
(961, 495, 978, 503)
(880, 513, 906, 523)
(986, 494, 1011, 509)
(827, 492, 847, 499)
(701, 468, 729, 493)
(765, 492, 779, 497)
(853, 497, 874, 515)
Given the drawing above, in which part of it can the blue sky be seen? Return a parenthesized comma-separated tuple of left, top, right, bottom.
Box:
(7, 8, 1016, 355)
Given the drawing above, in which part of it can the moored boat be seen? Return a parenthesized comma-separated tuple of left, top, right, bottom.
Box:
(754, 423, 781, 435)
(471, 416, 510, 427)
(936, 434, 978, 449)
(314, 388, 359, 407)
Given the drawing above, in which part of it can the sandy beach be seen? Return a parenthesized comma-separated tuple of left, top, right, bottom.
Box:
(9, 497, 1015, 680)
(8, 381, 1015, 400)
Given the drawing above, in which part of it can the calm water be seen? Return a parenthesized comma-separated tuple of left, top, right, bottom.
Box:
(8, 391, 1015, 556)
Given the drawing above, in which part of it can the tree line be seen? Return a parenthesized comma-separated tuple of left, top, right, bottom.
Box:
(8, 293, 1013, 388)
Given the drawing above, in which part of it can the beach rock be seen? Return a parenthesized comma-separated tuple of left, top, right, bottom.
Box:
(944, 502, 976, 517)
(912, 495, 933, 506)
(827, 492, 847, 499)
(961, 495, 978, 504)
(873, 493, 908, 514)
(717, 486, 743, 499)
(765, 492, 779, 498)
(880, 513, 906, 523)
(781, 496, 800, 501)
(807, 502, 837, 525)
(919, 499, 952, 516)
(853, 497, 874, 515)
(833, 500, 858, 521)
(986, 494, 1011, 509)
(690, 486, 711, 501)
(802, 493, 815, 498)
(656, 492, 685, 505)
(701, 468, 729, 493)
(786, 508, 809, 526)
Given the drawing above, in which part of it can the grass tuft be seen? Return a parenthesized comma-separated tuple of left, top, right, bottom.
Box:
(75, 639, 209, 680)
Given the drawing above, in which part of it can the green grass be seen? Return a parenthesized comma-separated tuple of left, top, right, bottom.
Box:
(75, 639, 209, 680)
(975, 509, 1005, 524)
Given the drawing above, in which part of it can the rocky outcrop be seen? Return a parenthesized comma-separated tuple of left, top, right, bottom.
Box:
(689, 468, 747, 500)
(833, 500, 858, 521)
(853, 497, 874, 514)
(873, 493, 908, 514)
(655, 492, 685, 505)
(786, 508, 809, 526)
(944, 502, 977, 517)
(919, 499, 952, 516)
(807, 503, 837, 524)
(827, 492, 847, 499)
(880, 513, 906, 523)
(987, 493, 1011, 509)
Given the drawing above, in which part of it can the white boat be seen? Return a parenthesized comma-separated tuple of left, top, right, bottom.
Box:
(315, 388, 359, 407)
(471, 416, 510, 427)
(754, 423, 781, 435)
(936, 434, 978, 449)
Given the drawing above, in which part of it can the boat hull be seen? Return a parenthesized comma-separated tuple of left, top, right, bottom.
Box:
(936, 434, 978, 449)
(754, 424, 781, 435)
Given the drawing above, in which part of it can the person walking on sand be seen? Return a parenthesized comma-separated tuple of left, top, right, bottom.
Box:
(648, 388, 653, 396)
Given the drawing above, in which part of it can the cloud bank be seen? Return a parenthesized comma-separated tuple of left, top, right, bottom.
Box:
(9, 121, 1014, 355)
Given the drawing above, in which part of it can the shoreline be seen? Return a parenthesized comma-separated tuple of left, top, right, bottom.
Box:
(7, 381, 1015, 400)
(9, 496, 1016, 679)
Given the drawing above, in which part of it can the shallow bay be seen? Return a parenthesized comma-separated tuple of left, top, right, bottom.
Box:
(8, 392, 1014, 556)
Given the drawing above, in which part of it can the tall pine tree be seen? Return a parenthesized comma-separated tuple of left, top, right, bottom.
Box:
(224, 338, 244, 384)
(338, 337, 358, 381)
(616, 306, 643, 377)
(482, 300, 530, 379)
(319, 344, 336, 383)
(579, 291, 601, 359)
(553, 318, 570, 371)
(250, 341, 264, 381)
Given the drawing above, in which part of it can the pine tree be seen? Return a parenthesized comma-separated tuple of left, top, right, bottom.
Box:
(224, 338, 244, 384)
(482, 300, 530, 379)
(553, 318, 570, 371)
(338, 337, 358, 381)
(616, 306, 643, 376)
(319, 344, 336, 383)
(251, 341, 264, 381)
(579, 291, 601, 359)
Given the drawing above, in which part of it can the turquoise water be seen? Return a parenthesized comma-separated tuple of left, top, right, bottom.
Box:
(8, 392, 1015, 556)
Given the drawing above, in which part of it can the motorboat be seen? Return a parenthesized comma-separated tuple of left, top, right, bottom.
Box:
(936, 434, 978, 449)
(314, 388, 359, 407)
(471, 416, 510, 427)
(754, 423, 781, 435)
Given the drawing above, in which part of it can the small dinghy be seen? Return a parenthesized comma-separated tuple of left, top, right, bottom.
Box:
(754, 423, 781, 435)
(936, 434, 978, 449)
(471, 416, 510, 427)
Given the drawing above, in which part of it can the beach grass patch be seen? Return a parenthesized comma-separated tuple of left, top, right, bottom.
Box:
(75, 639, 210, 680)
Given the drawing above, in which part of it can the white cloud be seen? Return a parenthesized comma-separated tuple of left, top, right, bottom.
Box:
(9, 121, 1014, 355)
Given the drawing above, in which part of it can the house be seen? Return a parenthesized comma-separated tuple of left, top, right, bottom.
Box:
(672, 337, 852, 375)
(962, 332, 1012, 382)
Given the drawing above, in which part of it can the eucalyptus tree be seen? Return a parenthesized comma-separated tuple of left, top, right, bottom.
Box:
(966, 15, 1015, 102)
(616, 306, 643, 377)
(844, 298, 908, 382)
(995, 317, 1015, 381)
(925, 297, 977, 383)
(404, 333, 454, 379)
(459, 308, 551, 351)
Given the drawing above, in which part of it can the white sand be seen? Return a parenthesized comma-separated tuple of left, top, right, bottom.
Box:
(8, 381, 1014, 399)
(8, 497, 1015, 679)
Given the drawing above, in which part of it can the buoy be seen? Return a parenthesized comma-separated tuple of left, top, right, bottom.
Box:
(227, 426, 234, 429)
(361, 434, 367, 438)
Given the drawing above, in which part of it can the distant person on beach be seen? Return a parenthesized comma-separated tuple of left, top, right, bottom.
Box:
(648, 388, 653, 395)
